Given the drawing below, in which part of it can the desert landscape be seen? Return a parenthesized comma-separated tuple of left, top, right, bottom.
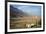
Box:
(10, 5, 41, 29)
(10, 16, 41, 29)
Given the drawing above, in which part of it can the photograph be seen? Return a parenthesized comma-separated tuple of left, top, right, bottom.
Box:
(7, 2, 44, 32)
(10, 3, 41, 29)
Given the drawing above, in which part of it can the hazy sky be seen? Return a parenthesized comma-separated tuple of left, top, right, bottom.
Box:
(11, 5, 41, 16)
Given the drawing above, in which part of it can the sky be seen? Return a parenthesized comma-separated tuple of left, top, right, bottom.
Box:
(11, 5, 41, 16)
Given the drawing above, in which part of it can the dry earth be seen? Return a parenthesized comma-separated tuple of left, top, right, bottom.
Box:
(10, 16, 41, 29)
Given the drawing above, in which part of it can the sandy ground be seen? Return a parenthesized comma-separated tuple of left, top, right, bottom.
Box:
(10, 16, 41, 29)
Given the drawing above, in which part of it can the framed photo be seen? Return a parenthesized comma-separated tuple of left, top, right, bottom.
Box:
(5, 1, 45, 33)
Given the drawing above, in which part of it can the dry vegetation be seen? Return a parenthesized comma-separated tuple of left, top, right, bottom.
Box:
(10, 16, 41, 29)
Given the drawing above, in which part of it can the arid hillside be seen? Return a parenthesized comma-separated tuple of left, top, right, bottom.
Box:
(10, 5, 41, 29)
(10, 16, 41, 29)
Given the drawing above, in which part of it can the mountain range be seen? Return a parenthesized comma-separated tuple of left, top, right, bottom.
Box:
(10, 5, 28, 18)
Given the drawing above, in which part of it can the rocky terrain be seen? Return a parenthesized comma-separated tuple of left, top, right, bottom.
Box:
(10, 5, 41, 29)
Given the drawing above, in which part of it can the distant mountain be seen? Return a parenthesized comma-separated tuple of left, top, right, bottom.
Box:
(10, 5, 28, 18)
